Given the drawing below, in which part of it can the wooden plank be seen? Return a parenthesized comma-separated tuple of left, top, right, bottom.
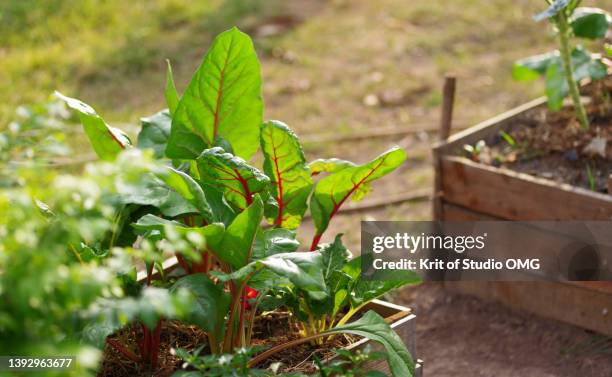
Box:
(442, 203, 612, 335)
(446, 281, 612, 337)
(439, 75, 457, 141)
(440, 156, 612, 220)
(433, 96, 547, 155)
(302, 123, 467, 145)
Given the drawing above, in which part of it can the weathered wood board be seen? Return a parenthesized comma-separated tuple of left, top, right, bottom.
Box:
(433, 91, 612, 337)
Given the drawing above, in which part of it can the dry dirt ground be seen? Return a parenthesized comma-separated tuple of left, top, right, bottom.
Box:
(398, 284, 612, 377)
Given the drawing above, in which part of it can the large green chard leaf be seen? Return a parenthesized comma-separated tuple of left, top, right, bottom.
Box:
(217, 195, 263, 268)
(571, 8, 612, 39)
(157, 167, 214, 223)
(137, 110, 171, 159)
(214, 252, 327, 300)
(170, 274, 230, 340)
(322, 311, 414, 377)
(165, 27, 263, 160)
(310, 147, 407, 240)
(260, 120, 313, 229)
(55, 92, 131, 161)
(197, 147, 270, 211)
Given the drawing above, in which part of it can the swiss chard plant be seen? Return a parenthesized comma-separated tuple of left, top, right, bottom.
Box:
(58, 27, 419, 376)
(513, 0, 611, 129)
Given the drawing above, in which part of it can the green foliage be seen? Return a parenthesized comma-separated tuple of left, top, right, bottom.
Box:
(315, 345, 388, 377)
(138, 110, 171, 159)
(173, 345, 388, 377)
(55, 92, 131, 160)
(165, 27, 263, 160)
(321, 311, 414, 377)
(260, 120, 313, 229)
(0, 100, 72, 187)
(571, 7, 612, 39)
(49, 26, 415, 375)
(514, 0, 611, 128)
(217, 195, 264, 268)
(196, 147, 270, 211)
(165, 60, 180, 117)
(0, 152, 187, 376)
(283, 236, 419, 339)
(170, 274, 230, 341)
(310, 147, 407, 243)
(172, 346, 272, 377)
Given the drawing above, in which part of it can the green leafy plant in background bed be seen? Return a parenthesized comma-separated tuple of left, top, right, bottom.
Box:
(513, 0, 611, 129)
(0, 150, 196, 376)
(54, 27, 420, 376)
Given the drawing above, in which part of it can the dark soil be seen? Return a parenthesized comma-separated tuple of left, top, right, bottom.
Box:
(398, 283, 612, 377)
(99, 321, 207, 377)
(465, 78, 612, 193)
(98, 312, 356, 376)
(250, 311, 357, 374)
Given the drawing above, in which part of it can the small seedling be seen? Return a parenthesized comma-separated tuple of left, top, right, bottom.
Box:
(513, 0, 611, 129)
(499, 131, 517, 149)
(463, 140, 486, 161)
(586, 163, 596, 191)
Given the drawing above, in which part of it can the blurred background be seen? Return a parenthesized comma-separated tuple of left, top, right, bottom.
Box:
(2, 0, 612, 375)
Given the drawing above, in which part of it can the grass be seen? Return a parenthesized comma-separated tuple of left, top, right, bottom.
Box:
(0, 0, 285, 126)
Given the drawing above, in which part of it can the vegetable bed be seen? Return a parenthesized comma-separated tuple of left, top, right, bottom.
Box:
(433, 1, 612, 337)
(4, 26, 422, 376)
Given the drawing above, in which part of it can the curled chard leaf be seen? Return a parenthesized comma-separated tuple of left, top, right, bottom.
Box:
(309, 147, 407, 249)
(157, 167, 214, 223)
(260, 120, 313, 229)
(165, 27, 263, 160)
(55, 92, 131, 161)
(196, 147, 270, 211)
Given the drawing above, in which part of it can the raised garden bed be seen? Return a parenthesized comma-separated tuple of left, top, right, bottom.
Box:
(433, 77, 612, 336)
(134, 261, 423, 375)
(46, 26, 424, 377)
(102, 260, 423, 376)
